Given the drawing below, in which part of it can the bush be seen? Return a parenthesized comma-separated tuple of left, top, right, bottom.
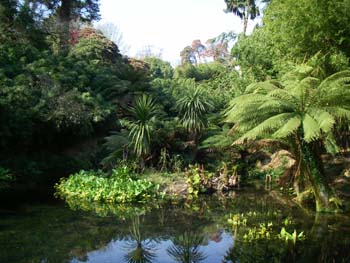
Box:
(55, 166, 159, 203)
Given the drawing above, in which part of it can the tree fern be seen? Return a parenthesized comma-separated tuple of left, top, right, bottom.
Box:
(225, 67, 350, 212)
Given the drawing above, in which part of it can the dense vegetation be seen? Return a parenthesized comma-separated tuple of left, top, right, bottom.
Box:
(1, 0, 350, 213)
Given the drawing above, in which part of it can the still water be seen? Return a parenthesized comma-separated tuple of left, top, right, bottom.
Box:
(1, 190, 350, 263)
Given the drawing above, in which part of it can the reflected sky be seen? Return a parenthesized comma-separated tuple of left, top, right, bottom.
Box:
(71, 232, 233, 263)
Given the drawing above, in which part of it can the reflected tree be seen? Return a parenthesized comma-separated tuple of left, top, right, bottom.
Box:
(123, 216, 158, 263)
(167, 231, 207, 263)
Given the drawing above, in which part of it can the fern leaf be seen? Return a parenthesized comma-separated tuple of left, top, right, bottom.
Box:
(307, 108, 335, 133)
(318, 70, 350, 90)
(324, 107, 350, 120)
(273, 115, 301, 139)
(234, 113, 294, 143)
(302, 114, 321, 142)
(324, 134, 339, 155)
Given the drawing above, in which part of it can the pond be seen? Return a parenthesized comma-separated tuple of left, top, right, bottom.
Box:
(0, 190, 350, 263)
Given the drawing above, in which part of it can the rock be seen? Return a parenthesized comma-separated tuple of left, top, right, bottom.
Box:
(261, 150, 296, 178)
(163, 181, 189, 197)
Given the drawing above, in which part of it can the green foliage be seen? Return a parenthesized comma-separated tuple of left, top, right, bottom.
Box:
(226, 66, 350, 212)
(231, 28, 278, 81)
(65, 197, 153, 218)
(158, 147, 169, 172)
(143, 56, 174, 79)
(243, 222, 274, 242)
(174, 62, 226, 82)
(176, 80, 213, 136)
(170, 154, 184, 173)
(100, 130, 130, 168)
(55, 167, 159, 203)
(227, 213, 248, 226)
(184, 165, 213, 196)
(226, 67, 350, 145)
(185, 167, 202, 196)
(278, 227, 305, 244)
(124, 94, 159, 160)
(227, 210, 305, 244)
(262, 0, 350, 74)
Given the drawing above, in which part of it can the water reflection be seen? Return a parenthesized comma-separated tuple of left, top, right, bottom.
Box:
(123, 216, 158, 263)
(1, 192, 350, 263)
(167, 231, 207, 263)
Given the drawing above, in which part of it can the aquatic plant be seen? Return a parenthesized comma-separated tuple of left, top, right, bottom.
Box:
(55, 167, 159, 203)
(243, 222, 274, 242)
(184, 165, 213, 197)
(227, 213, 247, 226)
(227, 210, 305, 244)
(278, 227, 305, 244)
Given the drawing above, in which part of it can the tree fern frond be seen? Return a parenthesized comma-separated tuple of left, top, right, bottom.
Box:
(324, 107, 350, 120)
(244, 81, 278, 94)
(324, 133, 339, 155)
(257, 99, 283, 111)
(281, 65, 313, 82)
(103, 133, 130, 150)
(299, 77, 320, 89)
(307, 108, 335, 133)
(302, 113, 321, 142)
(234, 113, 294, 143)
(267, 89, 298, 109)
(318, 70, 350, 90)
(228, 93, 266, 107)
(226, 103, 281, 127)
(273, 115, 301, 139)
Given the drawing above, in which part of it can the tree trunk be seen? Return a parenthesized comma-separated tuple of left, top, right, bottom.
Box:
(58, 0, 72, 52)
(302, 143, 335, 212)
(139, 155, 145, 173)
(243, 15, 248, 35)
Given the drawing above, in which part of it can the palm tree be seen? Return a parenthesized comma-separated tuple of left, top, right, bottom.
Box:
(176, 80, 213, 143)
(224, 0, 266, 35)
(225, 66, 350, 212)
(124, 94, 159, 171)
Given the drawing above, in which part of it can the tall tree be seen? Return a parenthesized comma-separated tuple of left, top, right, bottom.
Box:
(224, 0, 262, 35)
(180, 46, 197, 65)
(27, 0, 100, 50)
(205, 31, 236, 63)
(191, 40, 206, 64)
(225, 66, 350, 212)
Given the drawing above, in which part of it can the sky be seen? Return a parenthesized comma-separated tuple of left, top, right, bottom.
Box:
(98, 0, 257, 65)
